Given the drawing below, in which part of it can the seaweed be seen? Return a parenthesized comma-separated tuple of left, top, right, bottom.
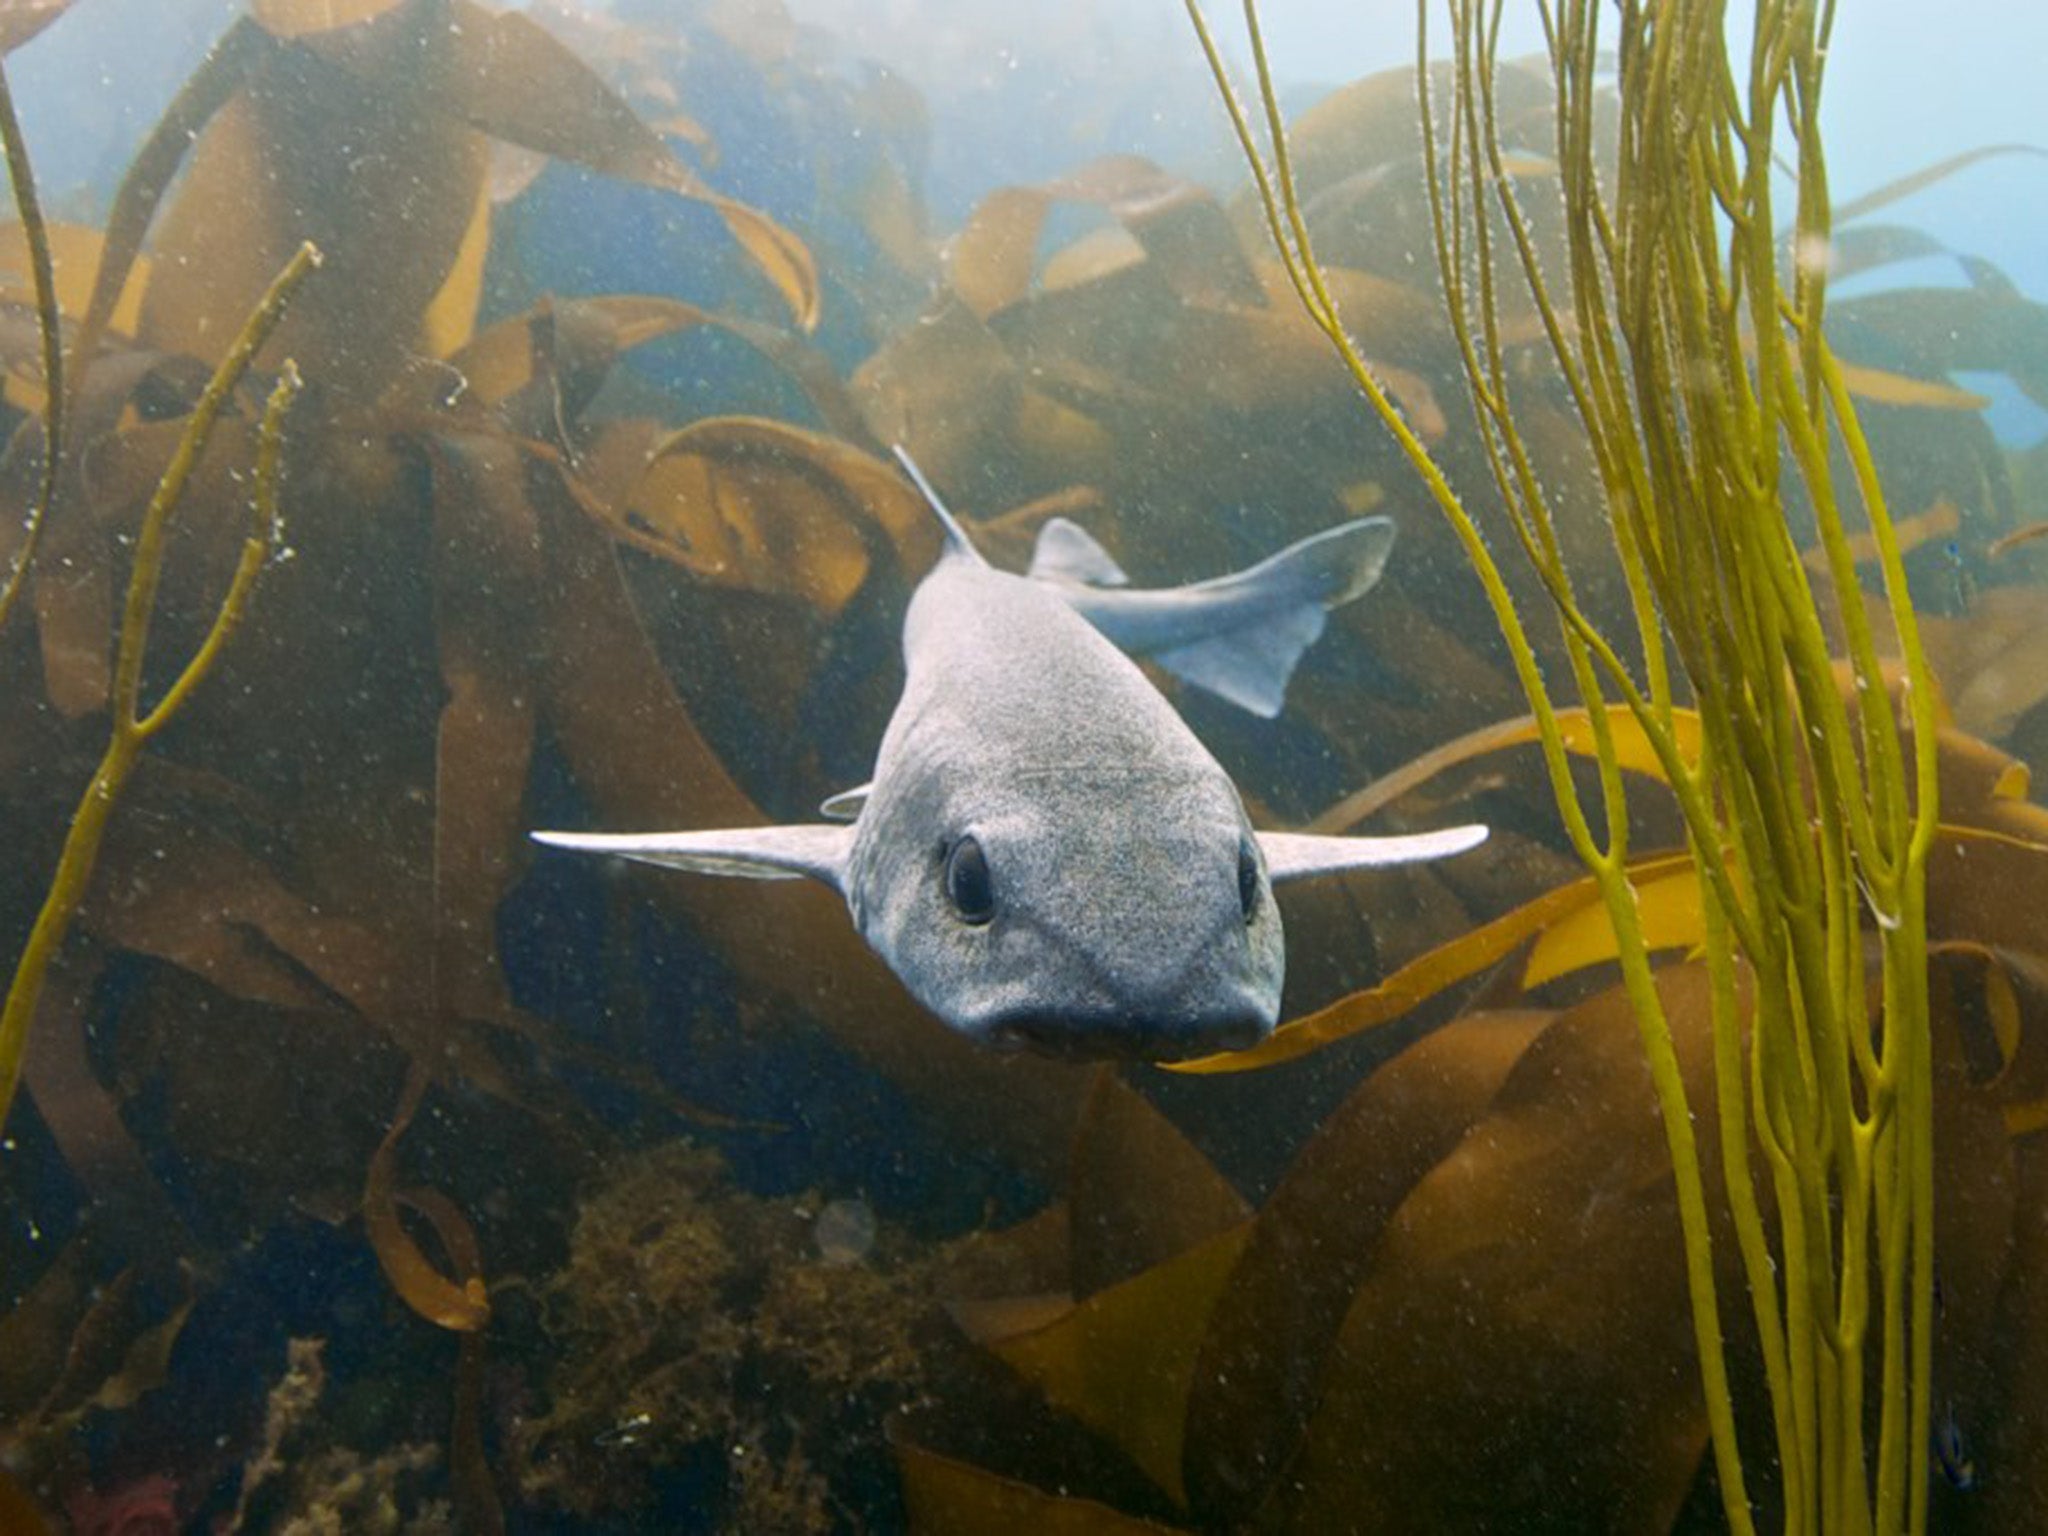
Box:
(0, 232, 313, 1130)
(2, 1, 2043, 1530)
(514, 1140, 949, 1529)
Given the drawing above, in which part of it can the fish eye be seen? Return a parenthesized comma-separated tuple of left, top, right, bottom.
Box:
(945, 835, 995, 925)
(1237, 839, 1262, 924)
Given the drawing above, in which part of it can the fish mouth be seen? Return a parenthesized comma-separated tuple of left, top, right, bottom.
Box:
(976, 1008, 1272, 1063)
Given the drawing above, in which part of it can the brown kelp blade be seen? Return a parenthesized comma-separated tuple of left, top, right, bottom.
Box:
(1065, 1071, 1249, 1300)
(950, 155, 1261, 319)
(1180, 1008, 1552, 1522)
(1831, 144, 2048, 227)
(1262, 968, 1731, 1532)
(439, 2, 819, 329)
(983, 1225, 1249, 1507)
(248, 0, 411, 35)
(363, 1067, 490, 1333)
(625, 416, 937, 616)
(0, 0, 78, 53)
(897, 1439, 1187, 1535)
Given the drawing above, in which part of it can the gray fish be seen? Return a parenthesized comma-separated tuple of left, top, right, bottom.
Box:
(535, 451, 1485, 1062)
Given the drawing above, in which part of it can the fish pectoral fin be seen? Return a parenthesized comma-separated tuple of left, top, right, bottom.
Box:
(1029, 517, 1130, 587)
(1152, 603, 1327, 718)
(819, 783, 871, 821)
(532, 825, 854, 892)
(1258, 823, 1489, 883)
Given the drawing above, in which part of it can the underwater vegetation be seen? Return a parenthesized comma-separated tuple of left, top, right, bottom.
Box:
(2, 0, 2048, 1530)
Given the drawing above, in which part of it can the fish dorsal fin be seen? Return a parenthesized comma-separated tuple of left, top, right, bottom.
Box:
(533, 825, 853, 893)
(1153, 604, 1327, 719)
(1257, 824, 1489, 882)
(1029, 517, 1130, 587)
(819, 784, 871, 821)
(891, 445, 988, 566)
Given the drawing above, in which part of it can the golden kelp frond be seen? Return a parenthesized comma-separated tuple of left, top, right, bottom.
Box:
(363, 1067, 490, 1333)
(951, 863, 2048, 1525)
(1306, 704, 1705, 834)
(0, 1249, 196, 1451)
(69, 0, 817, 413)
(1831, 144, 2048, 229)
(1830, 270, 2048, 414)
(949, 156, 1262, 320)
(423, 5, 818, 330)
(248, 0, 414, 35)
(392, 293, 860, 442)
(1835, 364, 1990, 413)
(0, 222, 147, 338)
(0, 1, 75, 54)
(1065, 1072, 1249, 1300)
(1178, 1008, 1550, 1522)
(1920, 585, 2048, 742)
(985, 1226, 1249, 1507)
(626, 417, 936, 616)
(1172, 855, 1687, 1073)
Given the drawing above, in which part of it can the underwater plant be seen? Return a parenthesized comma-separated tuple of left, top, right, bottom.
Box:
(0, 27, 315, 1140)
(1185, 0, 1948, 1528)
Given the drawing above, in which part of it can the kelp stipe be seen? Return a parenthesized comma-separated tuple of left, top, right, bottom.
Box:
(0, 238, 318, 1135)
(1186, 1, 1940, 1530)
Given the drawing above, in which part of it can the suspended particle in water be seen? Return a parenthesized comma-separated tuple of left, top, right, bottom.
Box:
(812, 1197, 877, 1265)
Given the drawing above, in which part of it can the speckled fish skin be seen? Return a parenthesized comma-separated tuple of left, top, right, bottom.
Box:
(844, 545, 1283, 1059)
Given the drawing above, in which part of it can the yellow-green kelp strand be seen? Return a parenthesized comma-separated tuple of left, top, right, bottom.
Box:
(1185, 1, 1940, 1530)
(0, 243, 319, 1138)
(0, 55, 63, 633)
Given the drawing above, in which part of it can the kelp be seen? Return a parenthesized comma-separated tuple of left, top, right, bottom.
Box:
(66, 0, 816, 406)
(848, 64, 2009, 846)
(1, 242, 313, 1133)
(0, 53, 58, 634)
(925, 709, 2048, 1528)
(1180, 0, 1948, 1527)
(0, 3, 994, 1520)
(5, 0, 2042, 1528)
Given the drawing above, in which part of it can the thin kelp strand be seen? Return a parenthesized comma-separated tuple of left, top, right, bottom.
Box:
(0, 242, 318, 1135)
(1238, 2, 1326, 337)
(1439, 6, 1760, 1521)
(1437, 8, 1647, 869)
(1449, 3, 1768, 961)
(135, 360, 302, 741)
(1820, 347, 1944, 871)
(0, 56, 61, 636)
(1905, 913, 1934, 1536)
(1197, 4, 1941, 1519)
(1468, 14, 1584, 594)
(1771, 365, 1905, 887)
(113, 244, 319, 727)
(1703, 884, 1801, 1515)
(1177, 5, 1320, 333)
